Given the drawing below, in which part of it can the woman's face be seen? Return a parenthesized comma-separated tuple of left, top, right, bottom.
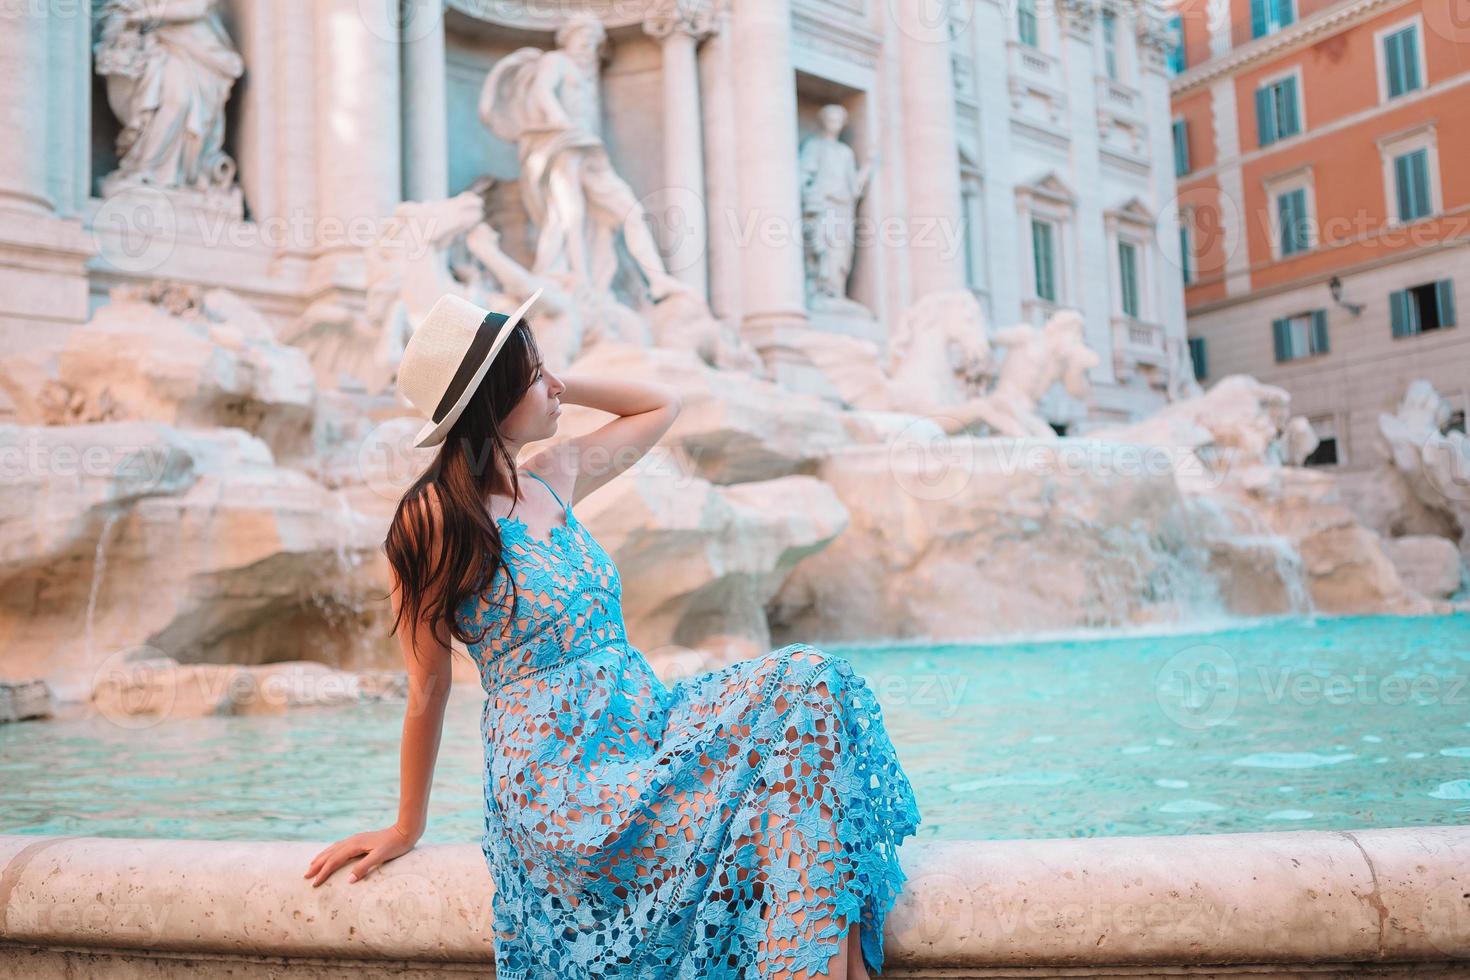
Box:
(502, 356, 565, 443)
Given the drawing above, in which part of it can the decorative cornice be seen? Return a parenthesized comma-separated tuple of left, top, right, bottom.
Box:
(1170, 0, 1408, 95)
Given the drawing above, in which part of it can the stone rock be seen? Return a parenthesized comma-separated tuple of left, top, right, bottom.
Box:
(772, 438, 1228, 641)
(1382, 535, 1465, 600)
(570, 449, 849, 659)
(563, 341, 852, 484)
(0, 679, 52, 723)
(0, 422, 395, 702)
(38, 285, 317, 462)
(1376, 379, 1470, 557)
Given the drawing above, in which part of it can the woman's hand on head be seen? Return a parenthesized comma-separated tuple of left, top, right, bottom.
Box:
(302, 823, 420, 887)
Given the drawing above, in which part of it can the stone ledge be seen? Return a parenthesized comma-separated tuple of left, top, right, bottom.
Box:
(1, 827, 1468, 976)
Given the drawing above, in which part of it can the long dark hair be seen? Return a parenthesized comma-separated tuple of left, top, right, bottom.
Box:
(383, 315, 543, 664)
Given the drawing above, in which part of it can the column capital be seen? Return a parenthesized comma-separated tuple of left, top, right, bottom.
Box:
(1134, 4, 1176, 74)
(643, 0, 720, 42)
(1060, 0, 1098, 41)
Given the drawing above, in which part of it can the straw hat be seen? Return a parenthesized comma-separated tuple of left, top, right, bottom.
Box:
(396, 287, 545, 448)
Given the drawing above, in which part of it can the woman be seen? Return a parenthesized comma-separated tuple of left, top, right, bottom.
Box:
(303, 289, 922, 979)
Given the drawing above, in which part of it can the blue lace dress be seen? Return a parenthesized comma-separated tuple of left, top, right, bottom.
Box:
(457, 469, 923, 979)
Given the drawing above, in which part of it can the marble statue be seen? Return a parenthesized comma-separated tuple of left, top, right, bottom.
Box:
(283, 193, 489, 393)
(799, 104, 878, 312)
(956, 310, 1101, 438)
(1378, 380, 1470, 551)
(92, 0, 244, 215)
(479, 13, 689, 304)
(1273, 415, 1320, 467)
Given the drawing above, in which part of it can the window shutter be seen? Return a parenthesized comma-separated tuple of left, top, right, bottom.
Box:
(1251, 0, 1268, 37)
(1411, 149, 1431, 218)
(1436, 280, 1457, 327)
(1310, 310, 1329, 353)
(1272, 318, 1290, 361)
(1390, 289, 1414, 337)
(1402, 28, 1420, 93)
(1179, 225, 1192, 284)
(1173, 120, 1190, 176)
(1386, 31, 1406, 97)
(1394, 153, 1413, 222)
(1280, 76, 1300, 136)
(1189, 336, 1208, 379)
(1255, 86, 1275, 146)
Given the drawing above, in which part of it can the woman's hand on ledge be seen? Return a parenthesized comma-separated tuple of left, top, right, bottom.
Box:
(302, 823, 420, 887)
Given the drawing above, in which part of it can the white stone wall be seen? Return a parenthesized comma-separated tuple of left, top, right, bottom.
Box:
(0, 0, 1185, 426)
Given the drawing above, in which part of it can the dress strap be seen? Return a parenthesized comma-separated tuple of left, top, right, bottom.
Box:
(522, 469, 569, 515)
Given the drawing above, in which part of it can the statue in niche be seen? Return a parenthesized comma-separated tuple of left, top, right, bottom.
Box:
(479, 12, 689, 304)
(799, 103, 878, 313)
(93, 0, 244, 215)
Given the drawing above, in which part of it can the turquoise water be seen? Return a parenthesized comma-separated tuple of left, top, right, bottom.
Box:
(1, 614, 1467, 843)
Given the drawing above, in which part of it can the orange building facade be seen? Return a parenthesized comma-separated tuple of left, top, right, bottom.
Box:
(1169, 0, 1470, 467)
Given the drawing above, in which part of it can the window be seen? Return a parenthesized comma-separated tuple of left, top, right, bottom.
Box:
(1251, 0, 1295, 38)
(1256, 73, 1301, 146)
(1382, 24, 1422, 100)
(1276, 187, 1311, 255)
(1391, 280, 1457, 337)
(1303, 415, 1338, 466)
(1378, 124, 1440, 227)
(1167, 14, 1186, 75)
(1172, 119, 1191, 176)
(1272, 310, 1329, 362)
(1393, 148, 1433, 222)
(1179, 223, 1193, 285)
(1032, 219, 1058, 302)
(1101, 9, 1120, 80)
(1188, 336, 1207, 380)
(1118, 240, 1141, 317)
(1018, 0, 1039, 48)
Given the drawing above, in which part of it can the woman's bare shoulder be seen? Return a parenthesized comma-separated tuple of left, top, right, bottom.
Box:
(521, 444, 577, 508)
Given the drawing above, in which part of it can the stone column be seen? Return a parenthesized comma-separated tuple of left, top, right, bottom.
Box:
(644, 1, 717, 298)
(313, 0, 402, 270)
(894, 0, 966, 298)
(1059, 0, 1114, 379)
(0, 7, 53, 214)
(698, 0, 742, 325)
(971, 0, 1022, 327)
(1137, 3, 1187, 344)
(729, 0, 807, 340)
(402, 0, 448, 202)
